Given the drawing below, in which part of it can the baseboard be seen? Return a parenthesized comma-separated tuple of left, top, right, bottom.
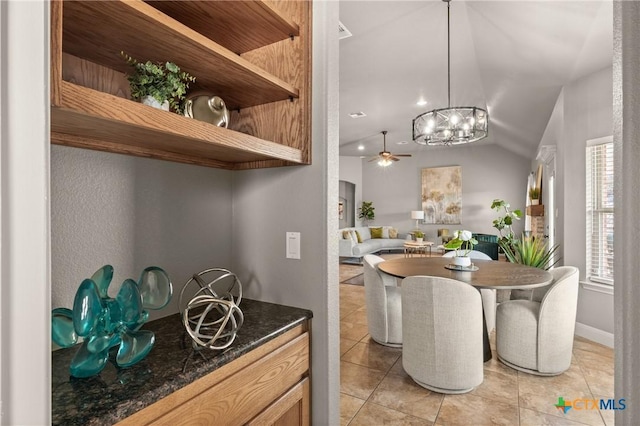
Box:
(574, 322, 614, 348)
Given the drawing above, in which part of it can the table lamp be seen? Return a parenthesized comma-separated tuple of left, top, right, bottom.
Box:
(411, 210, 424, 230)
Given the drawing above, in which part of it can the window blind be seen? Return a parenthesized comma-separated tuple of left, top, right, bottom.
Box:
(586, 141, 614, 284)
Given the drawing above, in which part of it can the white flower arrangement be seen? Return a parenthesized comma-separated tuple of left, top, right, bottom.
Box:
(443, 230, 478, 257)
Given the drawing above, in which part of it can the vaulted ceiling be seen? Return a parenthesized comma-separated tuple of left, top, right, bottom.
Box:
(339, 1, 613, 159)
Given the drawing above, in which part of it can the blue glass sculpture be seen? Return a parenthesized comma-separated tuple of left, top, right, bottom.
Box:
(51, 265, 172, 378)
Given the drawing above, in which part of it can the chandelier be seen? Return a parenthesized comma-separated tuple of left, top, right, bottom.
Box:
(413, 0, 488, 146)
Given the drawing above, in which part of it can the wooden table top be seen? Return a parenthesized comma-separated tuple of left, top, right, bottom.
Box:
(377, 257, 553, 290)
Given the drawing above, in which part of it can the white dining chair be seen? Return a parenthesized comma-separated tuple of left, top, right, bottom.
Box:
(496, 266, 579, 375)
(442, 250, 497, 334)
(402, 275, 483, 393)
(363, 254, 402, 347)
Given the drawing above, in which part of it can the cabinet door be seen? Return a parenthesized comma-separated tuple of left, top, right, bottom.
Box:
(246, 377, 309, 426)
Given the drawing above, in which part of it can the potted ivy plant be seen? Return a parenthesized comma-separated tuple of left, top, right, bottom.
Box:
(121, 51, 196, 114)
(358, 201, 375, 224)
(414, 230, 425, 243)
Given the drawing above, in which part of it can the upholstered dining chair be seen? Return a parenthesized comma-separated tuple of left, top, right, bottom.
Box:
(442, 250, 497, 333)
(362, 254, 402, 347)
(402, 276, 484, 394)
(496, 266, 579, 375)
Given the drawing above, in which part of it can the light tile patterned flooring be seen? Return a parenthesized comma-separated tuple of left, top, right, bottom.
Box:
(339, 259, 615, 426)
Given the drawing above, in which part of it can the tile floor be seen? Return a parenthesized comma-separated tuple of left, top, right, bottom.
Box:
(339, 258, 615, 426)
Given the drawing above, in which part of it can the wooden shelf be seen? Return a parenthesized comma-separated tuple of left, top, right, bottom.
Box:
(526, 204, 545, 216)
(62, 0, 298, 110)
(51, 0, 311, 170)
(146, 0, 300, 54)
(52, 82, 303, 169)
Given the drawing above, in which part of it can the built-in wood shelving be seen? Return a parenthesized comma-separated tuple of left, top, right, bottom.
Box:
(61, 0, 298, 110)
(50, 0, 312, 170)
(146, 0, 300, 54)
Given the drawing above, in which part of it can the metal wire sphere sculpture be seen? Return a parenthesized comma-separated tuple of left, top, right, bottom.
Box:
(179, 268, 244, 351)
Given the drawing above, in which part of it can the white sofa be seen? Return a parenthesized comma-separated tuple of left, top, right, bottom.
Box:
(339, 226, 409, 259)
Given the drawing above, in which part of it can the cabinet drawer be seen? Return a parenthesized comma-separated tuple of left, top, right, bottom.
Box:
(247, 377, 310, 426)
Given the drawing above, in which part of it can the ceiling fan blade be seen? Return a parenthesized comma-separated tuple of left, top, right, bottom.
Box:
(390, 156, 401, 161)
(394, 154, 413, 157)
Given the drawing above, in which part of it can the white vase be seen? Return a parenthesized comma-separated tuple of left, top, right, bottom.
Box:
(416, 237, 423, 243)
(141, 95, 170, 111)
(452, 256, 471, 267)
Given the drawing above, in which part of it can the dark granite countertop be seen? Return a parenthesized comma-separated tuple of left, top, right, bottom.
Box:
(52, 298, 312, 426)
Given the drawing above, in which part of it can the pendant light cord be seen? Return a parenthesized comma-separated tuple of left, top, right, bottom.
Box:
(447, 0, 451, 109)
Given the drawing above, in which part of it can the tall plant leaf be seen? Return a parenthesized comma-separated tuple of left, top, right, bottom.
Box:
(502, 235, 560, 270)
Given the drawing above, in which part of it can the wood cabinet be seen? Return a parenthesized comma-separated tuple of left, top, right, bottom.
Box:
(116, 324, 310, 426)
(50, 0, 311, 170)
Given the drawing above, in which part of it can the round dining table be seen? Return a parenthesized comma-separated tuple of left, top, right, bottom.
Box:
(377, 257, 553, 362)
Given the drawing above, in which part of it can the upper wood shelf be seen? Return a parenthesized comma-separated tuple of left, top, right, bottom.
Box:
(146, 0, 300, 54)
(62, 0, 298, 110)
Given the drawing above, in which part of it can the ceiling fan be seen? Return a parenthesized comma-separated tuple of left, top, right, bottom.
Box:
(369, 130, 412, 166)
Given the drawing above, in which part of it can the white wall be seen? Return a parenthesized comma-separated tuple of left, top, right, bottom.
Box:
(539, 66, 614, 337)
(359, 144, 530, 242)
(0, 1, 50, 423)
(231, 1, 340, 424)
(339, 155, 362, 225)
(51, 146, 234, 320)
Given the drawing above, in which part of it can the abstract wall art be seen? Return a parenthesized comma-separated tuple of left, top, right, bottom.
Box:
(421, 166, 462, 224)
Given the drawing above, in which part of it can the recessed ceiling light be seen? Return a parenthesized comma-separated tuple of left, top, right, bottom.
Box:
(396, 141, 408, 145)
(358, 145, 365, 150)
(416, 99, 428, 107)
(349, 112, 367, 118)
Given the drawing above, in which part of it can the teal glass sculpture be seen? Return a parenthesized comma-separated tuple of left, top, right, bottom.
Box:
(51, 265, 172, 378)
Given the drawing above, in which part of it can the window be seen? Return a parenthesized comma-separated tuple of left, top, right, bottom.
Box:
(586, 137, 614, 284)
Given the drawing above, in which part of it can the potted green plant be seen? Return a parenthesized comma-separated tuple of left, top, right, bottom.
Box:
(358, 201, 375, 224)
(121, 51, 196, 114)
(414, 230, 425, 243)
(491, 199, 522, 253)
(529, 187, 541, 205)
(444, 230, 478, 267)
(502, 234, 560, 270)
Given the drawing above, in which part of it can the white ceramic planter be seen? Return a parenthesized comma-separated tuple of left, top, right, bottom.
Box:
(416, 237, 423, 243)
(141, 95, 170, 111)
(452, 256, 471, 267)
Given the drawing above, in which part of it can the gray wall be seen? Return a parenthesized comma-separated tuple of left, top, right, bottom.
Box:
(358, 144, 530, 242)
(614, 2, 640, 421)
(231, 1, 340, 424)
(539, 66, 614, 336)
(51, 146, 234, 320)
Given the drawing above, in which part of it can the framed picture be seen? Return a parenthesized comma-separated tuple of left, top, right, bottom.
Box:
(421, 166, 462, 224)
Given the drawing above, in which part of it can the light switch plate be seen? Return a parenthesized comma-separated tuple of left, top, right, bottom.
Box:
(286, 232, 301, 259)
